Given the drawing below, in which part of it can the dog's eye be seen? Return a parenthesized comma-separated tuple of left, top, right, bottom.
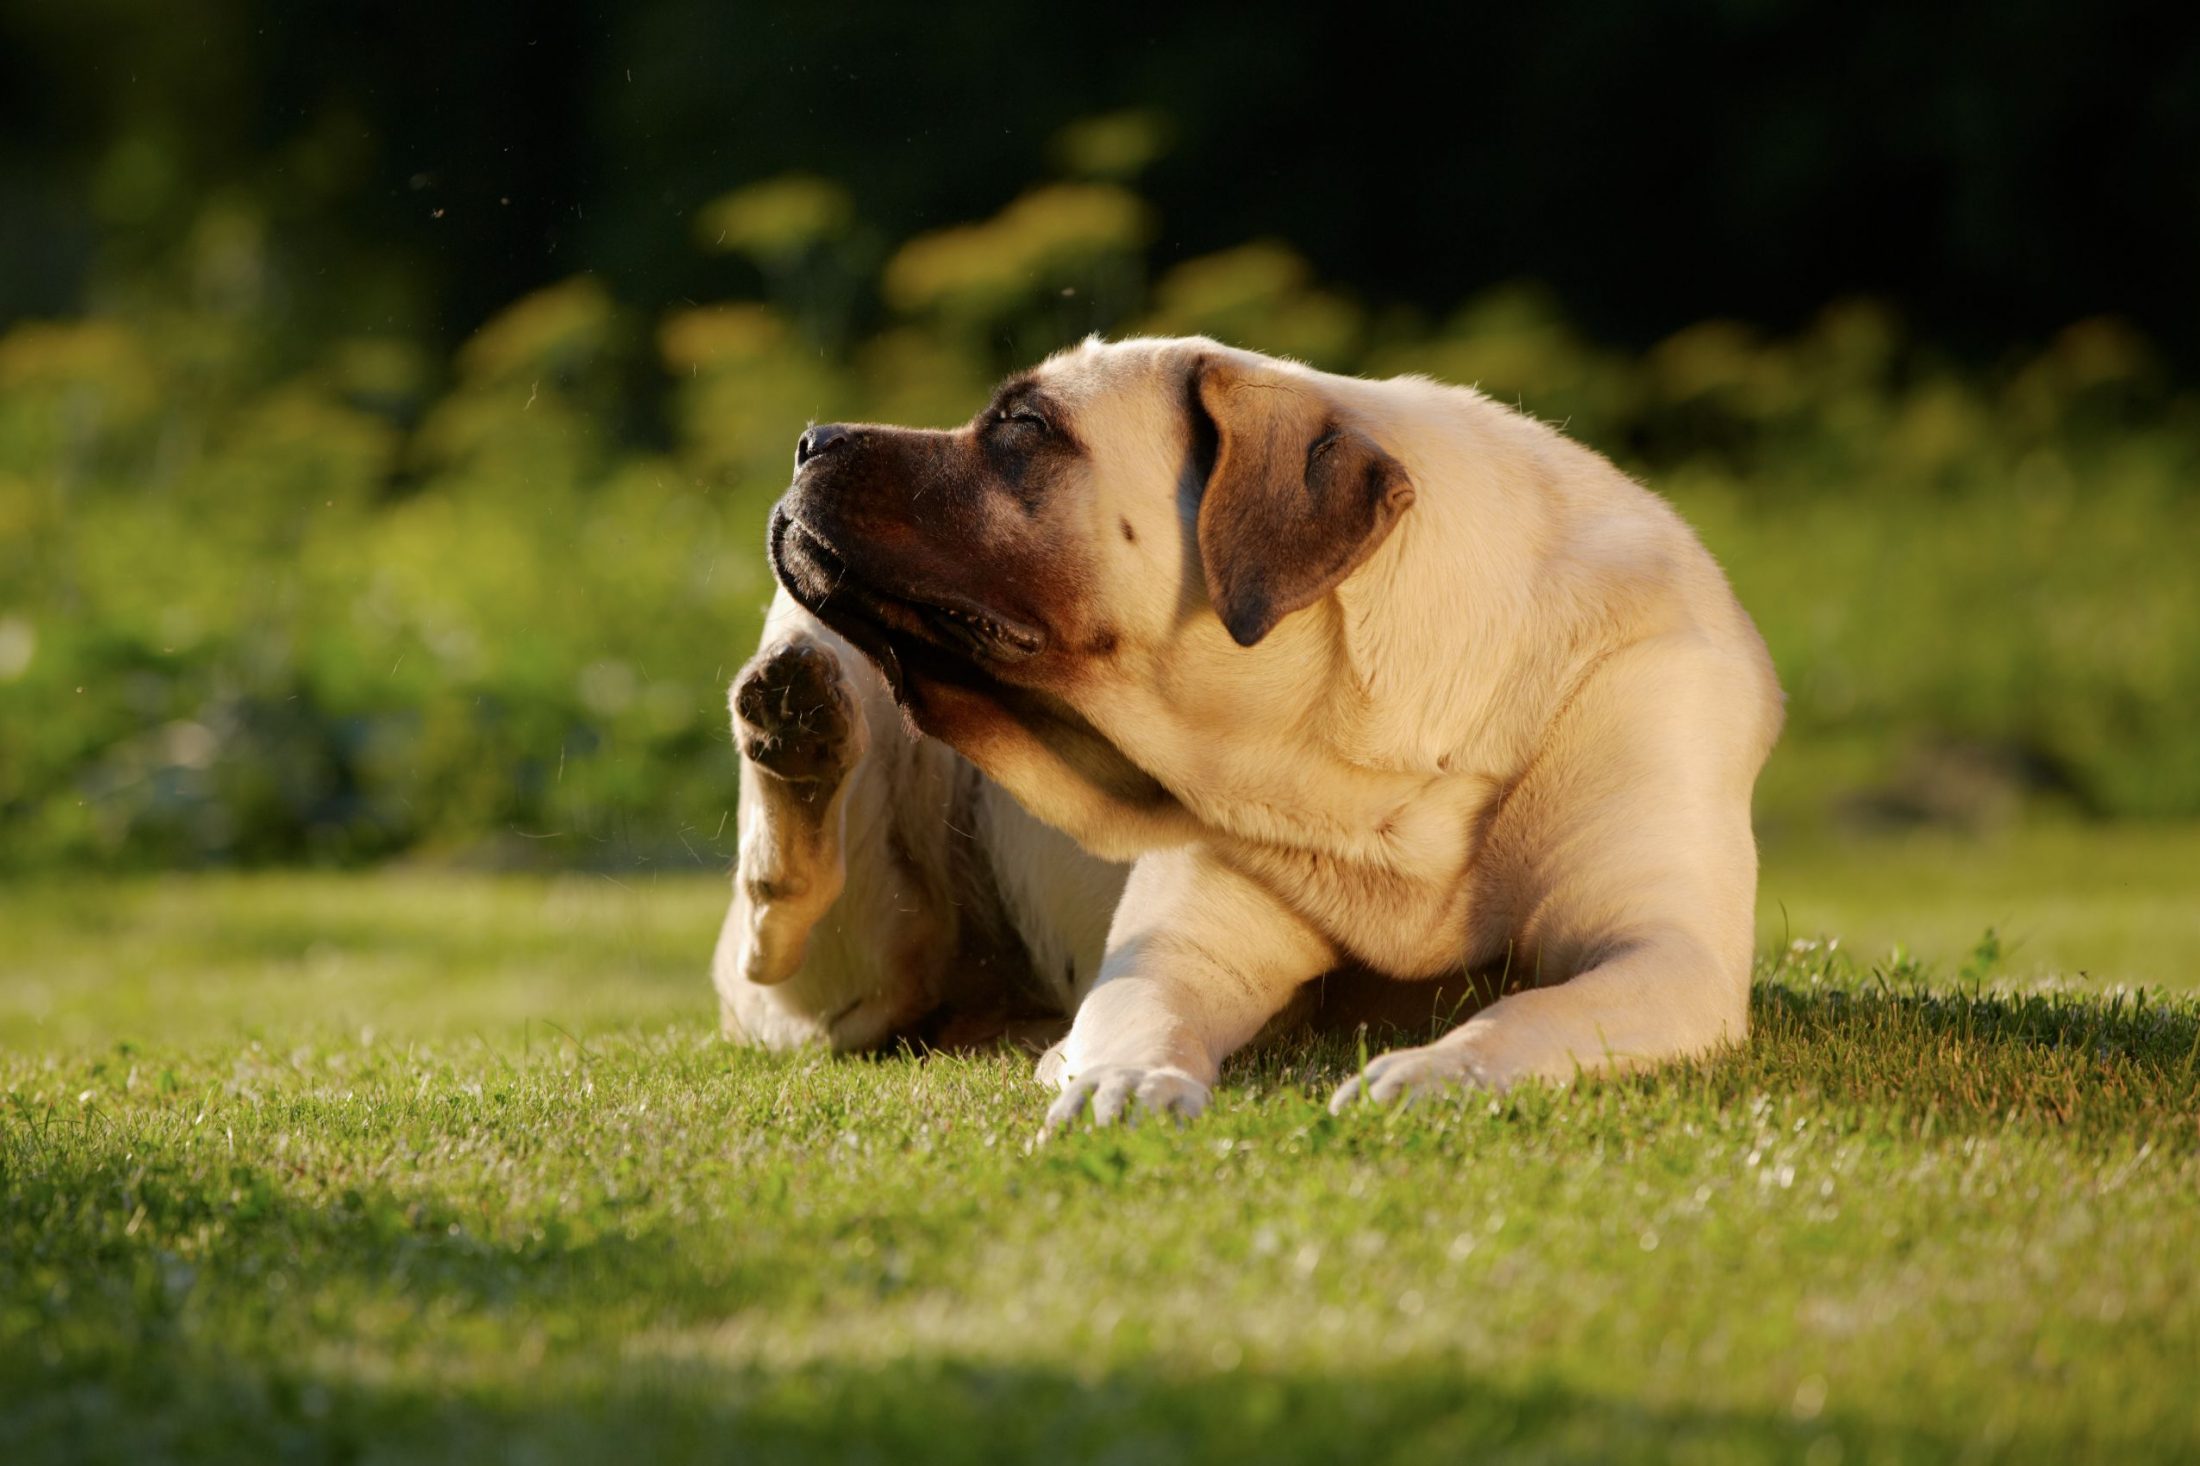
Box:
(995, 407, 1050, 434)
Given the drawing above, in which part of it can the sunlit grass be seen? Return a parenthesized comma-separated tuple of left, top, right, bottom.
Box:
(3, 827, 2197, 1460)
(0, 871, 717, 1051)
(1757, 822, 2200, 990)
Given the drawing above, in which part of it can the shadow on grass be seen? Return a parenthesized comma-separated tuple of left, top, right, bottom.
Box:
(1224, 978, 2200, 1137)
(1732, 979, 2200, 1129)
(1, 1148, 1929, 1464)
(4, 1326, 1971, 1466)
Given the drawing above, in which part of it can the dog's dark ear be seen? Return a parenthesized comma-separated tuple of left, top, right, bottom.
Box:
(1192, 359, 1416, 647)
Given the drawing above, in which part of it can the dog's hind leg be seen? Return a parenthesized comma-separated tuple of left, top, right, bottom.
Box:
(713, 592, 1119, 1054)
(725, 633, 865, 989)
(711, 593, 891, 1049)
(716, 591, 1029, 1052)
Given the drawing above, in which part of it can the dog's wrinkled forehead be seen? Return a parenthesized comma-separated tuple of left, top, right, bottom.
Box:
(1031, 335, 1164, 398)
(1027, 337, 1198, 481)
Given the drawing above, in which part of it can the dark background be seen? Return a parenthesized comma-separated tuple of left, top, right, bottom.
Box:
(8, 0, 2200, 370)
(4, 0, 2198, 869)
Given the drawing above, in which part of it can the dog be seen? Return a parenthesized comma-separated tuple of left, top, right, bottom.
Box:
(712, 336, 1783, 1129)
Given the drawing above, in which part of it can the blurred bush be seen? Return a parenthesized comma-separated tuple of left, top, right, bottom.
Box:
(882, 183, 1154, 357)
(2, 168, 2196, 871)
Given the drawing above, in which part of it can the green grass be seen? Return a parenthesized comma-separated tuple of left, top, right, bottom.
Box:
(5, 828, 2199, 1463)
(1757, 822, 2200, 991)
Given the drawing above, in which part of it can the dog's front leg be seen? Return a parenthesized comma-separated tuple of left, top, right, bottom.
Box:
(1041, 845, 1333, 1131)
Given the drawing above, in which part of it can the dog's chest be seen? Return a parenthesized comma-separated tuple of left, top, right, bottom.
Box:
(1223, 785, 1492, 979)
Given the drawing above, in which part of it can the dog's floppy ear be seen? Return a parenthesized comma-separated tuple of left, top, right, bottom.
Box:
(1192, 359, 1416, 647)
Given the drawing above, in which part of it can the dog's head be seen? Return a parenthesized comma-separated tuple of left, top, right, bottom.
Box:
(769, 337, 1417, 851)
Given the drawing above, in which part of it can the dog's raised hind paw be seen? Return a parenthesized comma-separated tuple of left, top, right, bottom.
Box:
(732, 640, 861, 787)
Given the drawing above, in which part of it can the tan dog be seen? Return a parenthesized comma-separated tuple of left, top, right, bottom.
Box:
(713, 336, 1783, 1128)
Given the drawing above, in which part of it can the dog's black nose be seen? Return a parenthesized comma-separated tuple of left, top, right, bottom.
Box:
(795, 423, 853, 467)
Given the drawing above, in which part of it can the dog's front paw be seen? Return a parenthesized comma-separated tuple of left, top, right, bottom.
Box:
(732, 640, 860, 786)
(1043, 1064, 1210, 1135)
(1327, 1042, 1503, 1113)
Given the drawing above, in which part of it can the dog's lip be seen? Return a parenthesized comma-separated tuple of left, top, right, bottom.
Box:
(770, 508, 904, 693)
(769, 508, 1047, 665)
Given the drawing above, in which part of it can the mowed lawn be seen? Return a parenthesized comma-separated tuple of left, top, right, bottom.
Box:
(3, 826, 2197, 1463)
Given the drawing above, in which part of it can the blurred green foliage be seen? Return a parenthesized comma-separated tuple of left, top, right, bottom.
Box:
(2, 170, 2196, 870)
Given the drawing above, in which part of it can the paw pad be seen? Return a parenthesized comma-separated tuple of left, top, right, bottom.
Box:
(733, 642, 857, 784)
